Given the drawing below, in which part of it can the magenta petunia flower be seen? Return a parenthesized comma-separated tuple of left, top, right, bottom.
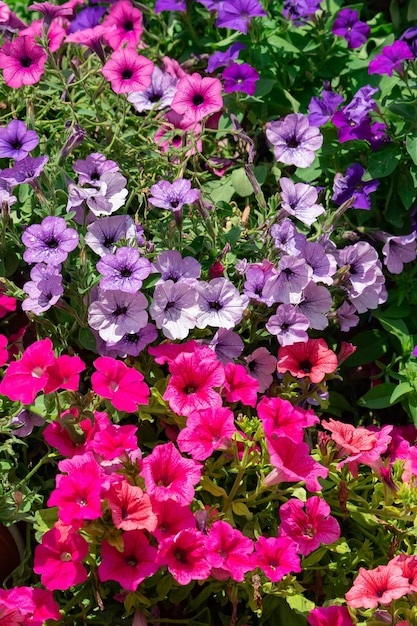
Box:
(101, 0, 144, 50)
(4, 586, 61, 625)
(99, 530, 158, 591)
(278, 496, 341, 555)
(151, 500, 195, 542)
(157, 528, 211, 585)
(33, 524, 89, 591)
(92, 356, 150, 412)
(205, 521, 254, 581)
(254, 536, 301, 582)
(308, 605, 354, 626)
(102, 48, 154, 94)
(0, 35, 47, 88)
(222, 61, 260, 95)
(177, 406, 236, 460)
(369, 40, 414, 77)
(257, 395, 319, 442)
(0, 338, 55, 405)
(345, 562, 410, 608)
(171, 72, 223, 124)
(264, 436, 328, 492)
(44, 354, 86, 394)
(65, 24, 109, 63)
(87, 422, 139, 461)
(141, 442, 202, 505)
(266, 113, 323, 168)
(223, 362, 259, 407)
(0, 119, 38, 161)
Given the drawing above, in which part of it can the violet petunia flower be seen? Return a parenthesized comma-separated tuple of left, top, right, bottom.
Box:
(10, 409, 45, 437)
(68, 6, 108, 34)
(243, 260, 276, 306)
(206, 328, 244, 364)
(332, 8, 370, 49)
(335, 301, 359, 332)
(262, 256, 313, 305)
(0, 120, 38, 161)
(196, 277, 249, 329)
(153, 250, 201, 284)
(216, 0, 266, 34)
(245, 347, 277, 392)
(400, 26, 417, 56)
(279, 177, 324, 226)
(266, 304, 309, 346)
(155, 0, 186, 12)
(128, 66, 178, 112)
(332, 163, 379, 211)
(73, 153, 119, 187)
(222, 62, 260, 96)
(207, 42, 246, 73)
(369, 41, 414, 77)
(302, 241, 337, 285)
(375, 231, 417, 274)
(22, 263, 64, 314)
(97, 247, 152, 293)
(266, 113, 323, 168)
(106, 323, 158, 357)
(296, 282, 332, 330)
(85, 215, 137, 257)
(148, 179, 200, 212)
(1, 155, 48, 186)
(282, 0, 321, 26)
(149, 280, 200, 340)
(22, 216, 79, 265)
(270, 218, 306, 255)
(308, 89, 344, 126)
(86, 172, 129, 217)
(88, 289, 149, 343)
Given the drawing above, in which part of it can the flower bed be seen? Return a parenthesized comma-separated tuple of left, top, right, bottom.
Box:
(1, 0, 417, 624)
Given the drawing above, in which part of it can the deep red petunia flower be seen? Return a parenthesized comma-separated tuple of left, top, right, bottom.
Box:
(277, 338, 338, 383)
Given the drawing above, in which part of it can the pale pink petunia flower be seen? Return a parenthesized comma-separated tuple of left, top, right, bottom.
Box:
(102, 48, 154, 94)
(205, 520, 254, 581)
(177, 406, 236, 461)
(141, 442, 202, 506)
(157, 528, 211, 585)
(171, 72, 223, 124)
(345, 562, 410, 608)
(265, 436, 328, 492)
(99, 530, 158, 591)
(278, 496, 341, 556)
(254, 536, 301, 582)
(91, 356, 150, 412)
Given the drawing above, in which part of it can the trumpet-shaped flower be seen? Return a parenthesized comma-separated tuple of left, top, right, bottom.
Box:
(99, 531, 158, 591)
(91, 356, 150, 412)
(177, 406, 236, 460)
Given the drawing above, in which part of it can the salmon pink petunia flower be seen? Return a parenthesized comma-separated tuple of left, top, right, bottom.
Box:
(102, 48, 154, 95)
(0, 35, 47, 88)
(177, 406, 236, 461)
(92, 356, 150, 412)
(106, 479, 157, 532)
(99, 530, 158, 591)
(0, 338, 55, 405)
(277, 338, 338, 383)
(151, 500, 196, 542)
(254, 536, 301, 582)
(345, 562, 410, 608)
(171, 73, 223, 124)
(157, 528, 211, 585)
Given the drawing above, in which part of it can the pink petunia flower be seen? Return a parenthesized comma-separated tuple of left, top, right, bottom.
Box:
(20, 17, 68, 53)
(0, 293, 16, 317)
(205, 520, 254, 581)
(151, 499, 196, 542)
(88, 422, 139, 460)
(163, 345, 225, 416)
(254, 536, 301, 582)
(102, 0, 143, 50)
(265, 436, 328, 492)
(0, 333, 8, 367)
(43, 409, 109, 457)
(222, 362, 259, 407)
(99, 530, 158, 591)
(33, 524, 89, 591)
(0, 35, 47, 88)
(44, 354, 86, 394)
(390, 553, 417, 592)
(0, 338, 55, 405)
(141, 442, 202, 506)
(106, 479, 157, 532)
(177, 406, 236, 461)
(92, 356, 150, 412)
(257, 395, 319, 443)
(345, 562, 410, 608)
(278, 496, 341, 556)
(171, 73, 223, 124)
(157, 528, 211, 585)
(3, 586, 61, 626)
(307, 605, 354, 626)
(102, 48, 154, 94)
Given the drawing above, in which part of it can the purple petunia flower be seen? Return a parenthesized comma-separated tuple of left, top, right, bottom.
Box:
(279, 177, 325, 226)
(148, 179, 200, 212)
(68, 6, 107, 33)
(153, 250, 201, 284)
(243, 260, 276, 306)
(400, 26, 417, 56)
(337, 241, 387, 313)
(105, 323, 158, 357)
(155, 0, 186, 12)
(375, 231, 417, 274)
(245, 347, 277, 392)
(282, 0, 321, 26)
(149, 280, 200, 340)
(22, 263, 64, 314)
(86, 172, 129, 217)
(196, 277, 249, 329)
(262, 256, 312, 305)
(369, 41, 414, 77)
(88, 289, 149, 343)
(216, 0, 266, 34)
(1, 155, 48, 186)
(84, 215, 137, 257)
(128, 66, 178, 112)
(97, 247, 152, 293)
(335, 301, 359, 332)
(73, 152, 119, 187)
(22, 216, 79, 265)
(296, 281, 332, 330)
(266, 303, 309, 346)
(332, 8, 370, 49)
(308, 89, 344, 126)
(222, 62, 259, 95)
(270, 218, 306, 255)
(302, 241, 337, 285)
(0, 120, 38, 161)
(207, 42, 246, 73)
(266, 113, 323, 168)
(10, 409, 45, 437)
(206, 328, 244, 364)
(332, 163, 379, 211)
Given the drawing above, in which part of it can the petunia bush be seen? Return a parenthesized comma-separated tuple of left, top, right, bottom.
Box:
(1, 0, 417, 624)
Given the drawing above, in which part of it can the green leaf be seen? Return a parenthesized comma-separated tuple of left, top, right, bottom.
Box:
(344, 330, 388, 367)
(78, 327, 97, 353)
(357, 383, 397, 409)
(301, 547, 327, 567)
(390, 382, 414, 404)
(398, 168, 417, 209)
(232, 501, 253, 519)
(268, 35, 300, 54)
(406, 135, 417, 167)
(286, 595, 315, 615)
(231, 167, 253, 197)
(364, 146, 401, 179)
(200, 476, 228, 498)
(375, 315, 412, 353)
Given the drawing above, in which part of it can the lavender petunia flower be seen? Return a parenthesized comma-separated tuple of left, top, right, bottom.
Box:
(73, 152, 119, 187)
(153, 250, 201, 284)
(22, 263, 64, 314)
(1, 155, 48, 186)
(59, 123, 87, 163)
(149, 280, 200, 340)
(22, 216, 79, 265)
(308, 89, 344, 126)
(270, 218, 306, 254)
(376, 231, 417, 274)
(335, 301, 359, 332)
(128, 66, 178, 112)
(216, 0, 266, 34)
(155, 0, 186, 12)
(222, 62, 259, 95)
(302, 241, 337, 285)
(0, 120, 38, 161)
(88, 289, 149, 343)
(332, 163, 379, 211)
(296, 282, 332, 330)
(279, 177, 325, 226)
(245, 347, 277, 392)
(206, 328, 244, 364)
(105, 323, 158, 357)
(148, 179, 200, 212)
(266, 304, 309, 346)
(266, 113, 323, 168)
(86, 171, 128, 216)
(332, 8, 370, 49)
(338, 241, 380, 297)
(343, 85, 378, 124)
(262, 256, 313, 305)
(282, 0, 321, 26)
(196, 277, 249, 329)
(84, 215, 137, 257)
(97, 247, 152, 293)
(243, 260, 276, 306)
(10, 409, 45, 437)
(207, 42, 246, 73)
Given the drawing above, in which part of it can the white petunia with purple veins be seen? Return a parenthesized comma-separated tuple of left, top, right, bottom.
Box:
(195, 277, 249, 329)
